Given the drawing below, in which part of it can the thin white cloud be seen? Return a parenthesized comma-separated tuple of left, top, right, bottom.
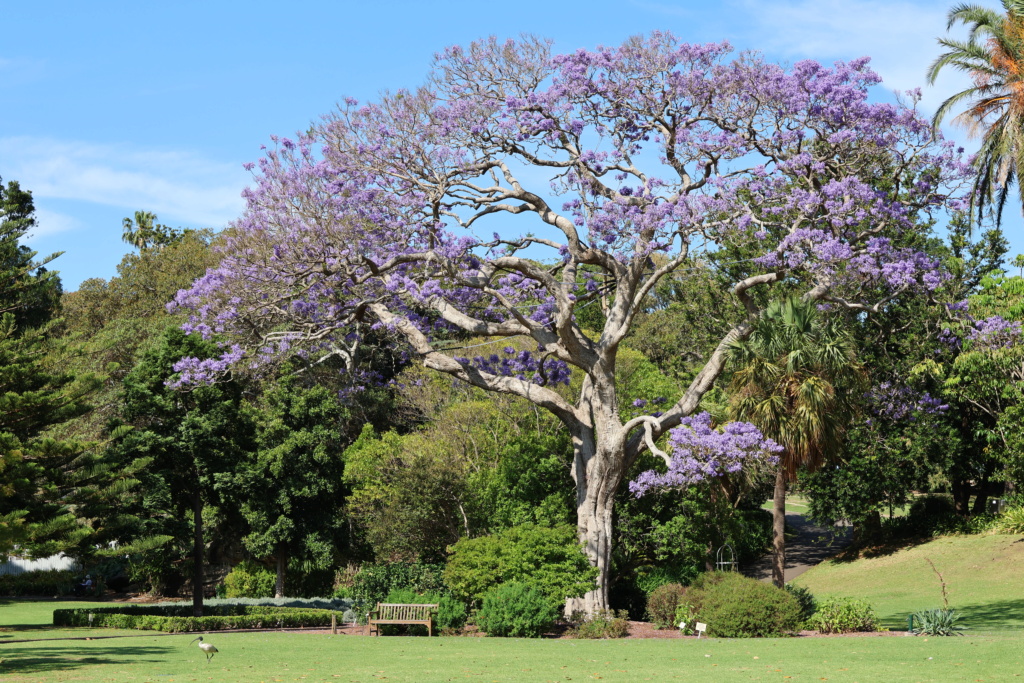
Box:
(27, 207, 82, 240)
(731, 0, 957, 111)
(0, 136, 247, 228)
(632, 0, 985, 131)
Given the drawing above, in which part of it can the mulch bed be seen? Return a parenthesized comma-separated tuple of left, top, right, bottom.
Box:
(306, 621, 903, 639)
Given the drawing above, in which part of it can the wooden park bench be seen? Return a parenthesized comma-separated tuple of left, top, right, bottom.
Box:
(366, 602, 439, 637)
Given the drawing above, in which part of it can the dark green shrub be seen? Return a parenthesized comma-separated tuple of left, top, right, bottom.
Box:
(785, 584, 818, 624)
(569, 610, 630, 639)
(223, 561, 275, 598)
(646, 583, 686, 629)
(686, 572, 802, 638)
(444, 524, 596, 608)
(437, 596, 468, 633)
(351, 562, 444, 607)
(911, 608, 966, 636)
(0, 569, 76, 596)
(475, 582, 557, 638)
(809, 597, 879, 634)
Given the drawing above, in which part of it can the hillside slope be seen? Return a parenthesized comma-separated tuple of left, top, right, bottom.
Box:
(792, 533, 1024, 631)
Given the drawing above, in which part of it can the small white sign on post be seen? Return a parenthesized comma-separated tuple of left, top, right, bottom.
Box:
(695, 622, 707, 638)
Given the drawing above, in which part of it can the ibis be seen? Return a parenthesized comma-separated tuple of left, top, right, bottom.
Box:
(189, 636, 218, 662)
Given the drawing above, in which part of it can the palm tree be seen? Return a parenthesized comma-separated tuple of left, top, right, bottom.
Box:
(122, 210, 159, 249)
(726, 297, 864, 588)
(928, 1, 1024, 225)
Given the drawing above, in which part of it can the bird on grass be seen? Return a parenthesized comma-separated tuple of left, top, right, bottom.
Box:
(189, 636, 218, 663)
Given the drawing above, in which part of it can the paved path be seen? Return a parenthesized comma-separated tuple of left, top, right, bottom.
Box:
(742, 510, 852, 583)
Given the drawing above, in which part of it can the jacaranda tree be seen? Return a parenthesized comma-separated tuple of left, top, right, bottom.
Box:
(171, 34, 970, 613)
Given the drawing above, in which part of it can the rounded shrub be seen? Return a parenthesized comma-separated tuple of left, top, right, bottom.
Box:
(686, 572, 802, 637)
(223, 561, 275, 598)
(646, 582, 687, 629)
(444, 524, 596, 608)
(475, 582, 557, 638)
(809, 597, 879, 634)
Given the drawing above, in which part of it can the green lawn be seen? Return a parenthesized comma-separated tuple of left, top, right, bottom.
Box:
(3, 601, 1024, 682)
(0, 599, 146, 641)
(792, 532, 1024, 632)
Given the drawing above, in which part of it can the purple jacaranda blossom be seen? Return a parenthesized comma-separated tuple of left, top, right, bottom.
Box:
(967, 315, 1022, 350)
(868, 381, 949, 422)
(630, 412, 781, 496)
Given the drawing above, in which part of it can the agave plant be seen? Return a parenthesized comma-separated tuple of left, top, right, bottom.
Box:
(911, 608, 968, 636)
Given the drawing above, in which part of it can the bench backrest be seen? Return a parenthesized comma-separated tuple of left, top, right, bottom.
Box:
(376, 603, 438, 620)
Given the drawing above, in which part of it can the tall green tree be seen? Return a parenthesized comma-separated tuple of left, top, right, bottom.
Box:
(0, 177, 115, 558)
(111, 328, 253, 615)
(929, 0, 1024, 224)
(238, 375, 349, 597)
(727, 297, 864, 587)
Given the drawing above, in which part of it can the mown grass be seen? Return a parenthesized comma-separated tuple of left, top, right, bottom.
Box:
(3, 629, 1024, 682)
(0, 599, 150, 640)
(793, 532, 1024, 631)
(2, 600, 1024, 682)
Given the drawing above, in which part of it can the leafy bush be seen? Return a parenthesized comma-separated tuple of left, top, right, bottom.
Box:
(223, 561, 275, 598)
(0, 570, 76, 596)
(995, 506, 1024, 534)
(883, 507, 997, 539)
(911, 608, 966, 636)
(351, 562, 444, 607)
(475, 582, 558, 638)
(686, 572, 802, 638)
(569, 610, 630, 639)
(437, 595, 468, 633)
(646, 583, 687, 629)
(785, 584, 818, 624)
(53, 604, 336, 632)
(444, 524, 596, 608)
(809, 597, 879, 634)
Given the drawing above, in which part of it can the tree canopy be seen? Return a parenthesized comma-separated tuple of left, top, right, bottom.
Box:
(167, 34, 972, 613)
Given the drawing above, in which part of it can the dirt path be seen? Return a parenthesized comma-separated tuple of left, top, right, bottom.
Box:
(742, 510, 852, 583)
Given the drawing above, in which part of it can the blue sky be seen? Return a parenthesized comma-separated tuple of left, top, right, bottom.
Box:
(1, 0, 1017, 290)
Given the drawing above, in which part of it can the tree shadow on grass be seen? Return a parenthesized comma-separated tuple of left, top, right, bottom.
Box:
(827, 535, 934, 563)
(953, 598, 1024, 631)
(0, 642, 173, 675)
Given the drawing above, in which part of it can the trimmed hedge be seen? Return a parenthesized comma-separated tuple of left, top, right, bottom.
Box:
(53, 604, 336, 632)
(0, 570, 77, 596)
